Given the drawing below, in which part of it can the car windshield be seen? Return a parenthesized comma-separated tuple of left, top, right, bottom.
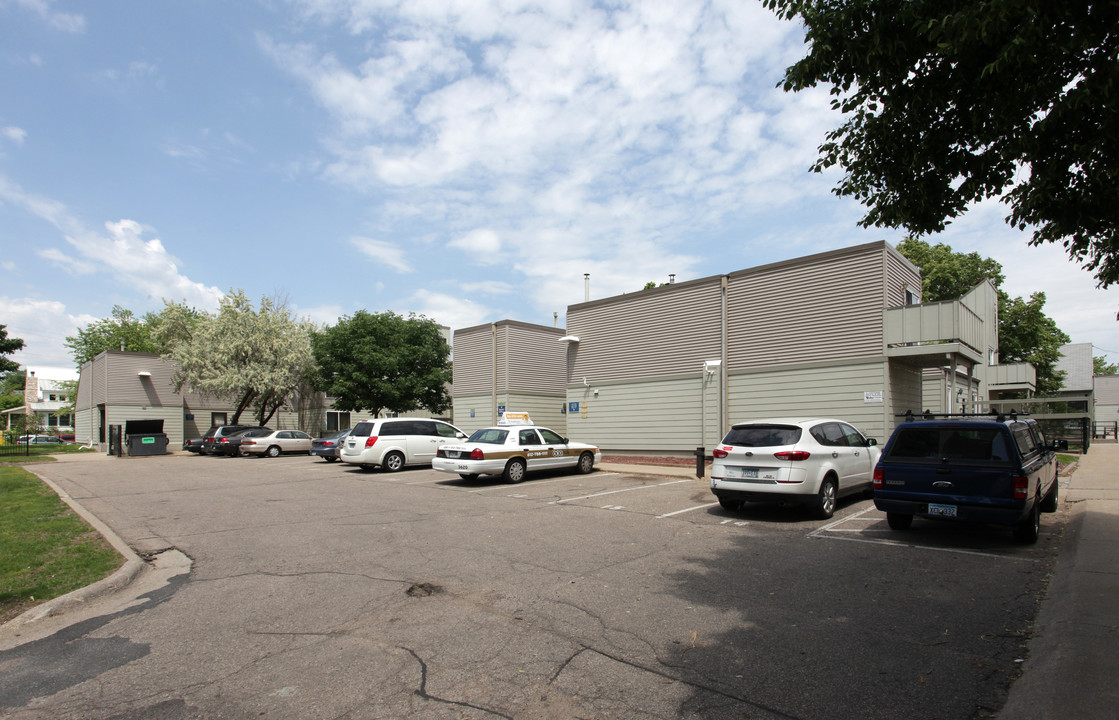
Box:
(468, 428, 508, 444)
(722, 425, 802, 447)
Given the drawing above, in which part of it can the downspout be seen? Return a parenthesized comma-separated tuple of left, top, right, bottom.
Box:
(720, 276, 728, 437)
(491, 324, 498, 424)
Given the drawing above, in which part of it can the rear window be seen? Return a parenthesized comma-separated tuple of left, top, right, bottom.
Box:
(886, 427, 1014, 464)
(722, 425, 802, 447)
(469, 428, 508, 444)
(351, 421, 376, 437)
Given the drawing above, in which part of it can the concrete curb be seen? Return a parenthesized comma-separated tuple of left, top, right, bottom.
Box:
(2, 471, 147, 630)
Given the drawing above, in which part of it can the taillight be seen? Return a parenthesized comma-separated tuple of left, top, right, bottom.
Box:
(712, 447, 729, 459)
(219, 437, 228, 443)
(470, 448, 484, 460)
(774, 450, 811, 461)
(1013, 475, 1029, 499)
(873, 467, 884, 489)
(324, 441, 335, 447)
(365, 436, 378, 448)
(243, 439, 254, 445)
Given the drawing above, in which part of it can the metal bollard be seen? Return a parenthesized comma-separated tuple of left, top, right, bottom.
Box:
(695, 446, 705, 478)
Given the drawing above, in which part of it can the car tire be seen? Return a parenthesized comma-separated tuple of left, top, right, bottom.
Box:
(1040, 471, 1059, 512)
(503, 458, 527, 484)
(382, 451, 405, 472)
(1013, 498, 1041, 544)
(886, 512, 913, 531)
(237, 447, 249, 457)
(265, 445, 281, 458)
(577, 452, 595, 474)
(718, 497, 743, 512)
(813, 476, 838, 519)
(324, 456, 339, 463)
(459, 473, 478, 480)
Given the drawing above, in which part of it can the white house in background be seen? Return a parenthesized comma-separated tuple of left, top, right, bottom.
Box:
(1, 371, 74, 433)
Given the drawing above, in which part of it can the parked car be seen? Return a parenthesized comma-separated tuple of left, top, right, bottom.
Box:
(872, 413, 1062, 544)
(340, 418, 467, 472)
(202, 425, 269, 456)
(431, 414, 601, 483)
(709, 418, 880, 519)
(183, 437, 205, 453)
(311, 429, 352, 462)
(241, 429, 313, 457)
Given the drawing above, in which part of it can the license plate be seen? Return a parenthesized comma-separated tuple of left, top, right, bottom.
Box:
(730, 467, 759, 479)
(928, 503, 957, 517)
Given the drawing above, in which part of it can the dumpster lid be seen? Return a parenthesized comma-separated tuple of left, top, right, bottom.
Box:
(124, 419, 165, 435)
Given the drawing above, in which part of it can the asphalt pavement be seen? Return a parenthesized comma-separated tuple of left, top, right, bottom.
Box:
(2, 446, 1116, 718)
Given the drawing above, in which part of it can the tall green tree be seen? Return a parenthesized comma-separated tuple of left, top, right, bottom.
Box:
(312, 311, 451, 418)
(897, 238, 1069, 395)
(0, 324, 24, 376)
(162, 291, 316, 426)
(65, 306, 160, 366)
(1095, 356, 1119, 375)
(0, 368, 24, 413)
(765, 1, 1119, 286)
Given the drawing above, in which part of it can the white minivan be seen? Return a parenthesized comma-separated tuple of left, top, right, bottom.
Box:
(340, 418, 467, 472)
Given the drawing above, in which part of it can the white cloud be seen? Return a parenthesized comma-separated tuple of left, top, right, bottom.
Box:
(8, 0, 85, 33)
(0, 296, 97, 370)
(406, 289, 493, 331)
(2, 126, 26, 145)
(0, 174, 224, 312)
(448, 228, 502, 261)
(349, 236, 412, 273)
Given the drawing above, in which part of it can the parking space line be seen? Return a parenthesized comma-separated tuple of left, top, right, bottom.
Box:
(656, 502, 720, 519)
(551, 478, 691, 505)
(464, 473, 621, 494)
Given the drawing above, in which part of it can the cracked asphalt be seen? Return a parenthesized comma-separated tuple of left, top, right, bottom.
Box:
(0, 453, 1063, 719)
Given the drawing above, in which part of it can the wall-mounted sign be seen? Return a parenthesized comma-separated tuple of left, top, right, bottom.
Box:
(569, 402, 579, 412)
(497, 405, 506, 415)
(864, 391, 883, 404)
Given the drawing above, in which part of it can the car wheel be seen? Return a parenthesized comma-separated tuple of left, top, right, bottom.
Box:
(324, 456, 339, 463)
(503, 458, 527, 484)
(813, 476, 838, 519)
(1013, 497, 1041, 544)
(886, 512, 913, 531)
(459, 473, 478, 480)
(237, 447, 249, 457)
(577, 452, 595, 474)
(718, 497, 743, 512)
(1040, 471, 1059, 512)
(265, 445, 281, 458)
(382, 451, 405, 472)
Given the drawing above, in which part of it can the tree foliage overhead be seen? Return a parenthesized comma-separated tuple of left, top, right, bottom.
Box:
(0, 324, 25, 376)
(1095, 355, 1119, 375)
(766, 1, 1119, 286)
(162, 291, 315, 426)
(311, 311, 452, 419)
(897, 238, 1070, 395)
(65, 306, 161, 366)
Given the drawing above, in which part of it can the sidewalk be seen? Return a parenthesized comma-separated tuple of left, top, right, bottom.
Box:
(998, 443, 1119, 719)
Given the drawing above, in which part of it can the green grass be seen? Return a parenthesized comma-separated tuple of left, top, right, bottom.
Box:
(0, 443, 98, 464)
(1057, 453, 1078, 466)
(0, 465, 122, 623)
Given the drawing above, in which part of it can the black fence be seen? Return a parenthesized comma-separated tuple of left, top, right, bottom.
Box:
(0, 436, 31, 457)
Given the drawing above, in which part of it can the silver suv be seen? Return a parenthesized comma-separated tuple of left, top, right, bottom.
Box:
(340, 418, 466, 472)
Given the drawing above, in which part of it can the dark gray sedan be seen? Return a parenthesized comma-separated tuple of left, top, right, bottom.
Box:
(311, 429, 352, 462)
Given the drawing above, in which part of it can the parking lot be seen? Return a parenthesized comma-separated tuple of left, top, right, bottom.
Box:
(2, 453, 1064, 719)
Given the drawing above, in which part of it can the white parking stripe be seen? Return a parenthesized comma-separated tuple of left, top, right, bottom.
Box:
(464, 473, 622, 493)
(551, 478, 691, 504)
(657, 502, 720, 519)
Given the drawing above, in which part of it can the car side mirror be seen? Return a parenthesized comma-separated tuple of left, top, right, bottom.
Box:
(562, 438, 570, 444)
(457, 432, 467, 439)
(1052, 439, 1069, 451)
(866, 438, 877, 446)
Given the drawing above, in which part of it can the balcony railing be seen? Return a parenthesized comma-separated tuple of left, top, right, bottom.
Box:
(884, 300, 984, 363)
(987, 362, 1036, 389)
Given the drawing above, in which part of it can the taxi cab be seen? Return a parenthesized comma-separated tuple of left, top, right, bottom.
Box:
(431, 412, 602, 483)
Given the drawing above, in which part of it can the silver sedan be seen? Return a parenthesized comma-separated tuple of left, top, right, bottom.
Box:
(240, 430, 313, 458)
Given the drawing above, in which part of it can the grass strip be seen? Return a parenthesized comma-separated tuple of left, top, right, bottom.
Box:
(0, 465, 122, 623)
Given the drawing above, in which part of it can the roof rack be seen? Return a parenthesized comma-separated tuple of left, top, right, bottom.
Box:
(897, 409, 1028, 423)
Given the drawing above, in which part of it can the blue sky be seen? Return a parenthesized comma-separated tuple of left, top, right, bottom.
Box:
(2, 0, 1117, 381)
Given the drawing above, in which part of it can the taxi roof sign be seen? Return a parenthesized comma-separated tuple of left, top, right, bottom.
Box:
(498, 411, 533, 426)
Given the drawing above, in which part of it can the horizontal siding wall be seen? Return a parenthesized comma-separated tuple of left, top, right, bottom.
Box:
(453, 326, 495, 396)
(106, 406, 184, 447)
(564, 374, 714, 453)
(74, 408, 94, 445)
(890, 364, 924, 426)
(505, 392, 568, 435)
(453, 395, 497, 436)
(727, 361, 893, 443)
(885, 245, 922, 306)
(727, 245, 886, 370)
(505, 324, 566, 394)
(104, 353, 182, 407)
(567, 277, 724, 383)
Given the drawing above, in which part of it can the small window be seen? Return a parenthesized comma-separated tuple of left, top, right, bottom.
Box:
(810, 423, 847, 447)
(722, 425, 801, 447)
(469, 428, 508, 444)
(434, 422, 460, 438)
(380, 421, 411, 435)
(351, 421, 376, 438)
(519, 429, 541, 445)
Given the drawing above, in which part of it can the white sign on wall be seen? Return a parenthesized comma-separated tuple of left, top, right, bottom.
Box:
(864, 391, 884, 404)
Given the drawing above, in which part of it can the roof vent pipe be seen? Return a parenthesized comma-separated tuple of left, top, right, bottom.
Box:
(584, 273, 590, 302)
(669, 274, 676, 284)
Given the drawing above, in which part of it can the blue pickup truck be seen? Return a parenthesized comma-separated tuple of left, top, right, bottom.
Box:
(872, 414, 1062, 544)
